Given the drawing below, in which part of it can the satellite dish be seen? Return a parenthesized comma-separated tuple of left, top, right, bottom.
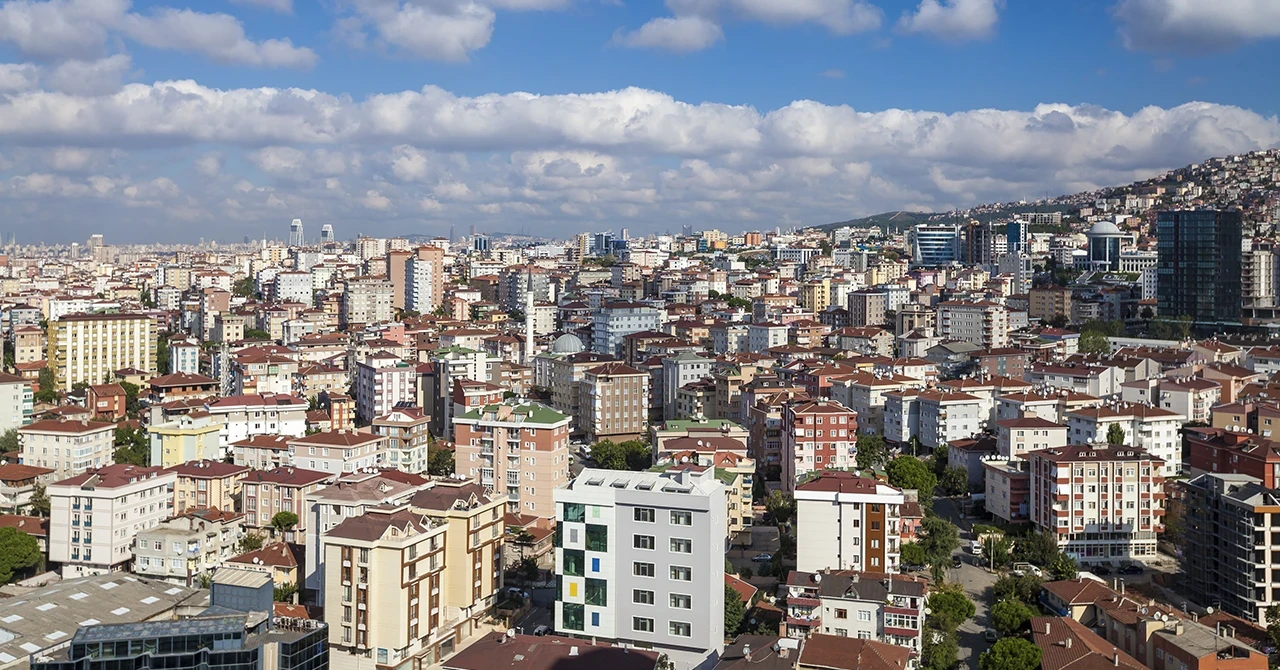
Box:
(1140, 607, 1148, 615)
(1160, 614, 1169, 622)
(1206, 607, 1215, 614)
(506, 629, 516, 638)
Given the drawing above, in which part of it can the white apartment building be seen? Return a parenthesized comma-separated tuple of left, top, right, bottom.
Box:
(784, 570, 928, 657)
(47, 313, 155, 390)
(133, 508, 246, 585)
(206, 393, 308, 451)
(354, 353, 417, 424)
(274, 271, 313, 305)
(916, 390, 984, 449)
(168, 338, 200, 375)
(554, 467, 726, 666)
(828, 371, 925, 436)
(288, 430, 389, 475)
(341, 277, 394, 328)
(49, 464, 177, 577)
(1027, 445, 1166, 565)
(995, 417, 1068, 459)
(748, 323, 790, 352)
(406, 247, 445, 313)
(591, 302, 661, 357)
(937, 300, 1009, 348)
(0, 372, 31, 430)
(795, 472, 904, 574)
(1064, 403, 1185, 477)
(19, 418, 115, 480)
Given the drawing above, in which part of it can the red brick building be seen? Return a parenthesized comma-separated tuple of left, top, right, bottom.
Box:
(782, 399, 858, 489)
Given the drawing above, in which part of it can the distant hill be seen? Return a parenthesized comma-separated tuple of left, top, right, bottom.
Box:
(815, 203, 1082, 234)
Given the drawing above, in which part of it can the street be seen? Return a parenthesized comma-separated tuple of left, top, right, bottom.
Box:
(933, 496, 998, 666)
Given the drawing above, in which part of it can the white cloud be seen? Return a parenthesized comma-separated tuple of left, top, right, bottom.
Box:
(46, 54, 132, 95)
(230, 0, 292, 13)
(613, 16, 723, 52)
(1112, 0, 1280, 52)
(336, 0, 576, 62)
(0, 63, 39, 92)
(0, 0, 314, 68)
(721, 0, 882, 34)
(897, 0, 1002, 42)
(194, 152, 222, 177)
(361, 189, 391, 210)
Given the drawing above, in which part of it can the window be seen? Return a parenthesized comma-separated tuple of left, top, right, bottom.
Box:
(670, 538, 692, 553)
(585, 578, 607, 606)
(670, 511, 692, 526)
(562, 603, 584, 631)
(562, 550, 585, 577)
(670, 594, 692, 609)
(633, 562, 655, 577)
(633, 617, 655, 633)
(858, 610, 872, 622)
(634, 508, 655, 523)
(585, 524, 608, 552)
(670, 566, 692, 581)
(669, 622, 692, 638)
(563, 503, 586, 523)
(633, 535, 655, 550)
(591, 612, 599, 627)
(835, 609, 848, 619)
(633, 589, 655, 605)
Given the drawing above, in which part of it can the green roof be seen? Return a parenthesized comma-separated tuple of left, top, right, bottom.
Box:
(456, 401, 568, 425)
(713, 468, 739, 485)
(661, 418, 742, 431)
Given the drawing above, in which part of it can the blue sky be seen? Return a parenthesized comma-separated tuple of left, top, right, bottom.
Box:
(0, 0, 1277, 243)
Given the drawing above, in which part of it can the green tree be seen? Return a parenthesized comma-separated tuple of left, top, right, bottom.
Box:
(979, 638, 1042, 670)
(0, 429, 18, 453)
(724, 583, 746, 635)
(244, 328, 272, 341)
(982, 535, 1012, 570)
(926, 587, 976, 632)
(271, 511, 299, 535)
(427, 444, 455, 476)
(1048, 551, 1079, 580)
(1011, 530, 1058, 567)
(990, 599, 1035, 637)
(655, 654, 676, 670)
(113, 426, 150, 466)
(992, 573, 1043, 607)
(932, 444, 949, 475)
(765, 490, 796, 525)
(156, 333, 171, 375)
(237, 532, 265, 553)
(901, 542, 927, 567)
(918, 516, 961, 567)
(120, 381, 142, 418)
(886, 455, 938, 495)
(0, 526, 41, 583)
(940, 467, 969, 496)
(1266, 604, 1280, 652)
(1079, 331, 1109, 355)
(273, 582, 298, 603)
(923, 630, 960, 670)
(232, 277, 256, 298)
(27, 481, 49, 517)
(1106, 423, 1126, 446)
(517, 557, 539, 583)
(591, 439, 651, 471)
(855, 434, 889, 470)
(35, 367, 57, 404)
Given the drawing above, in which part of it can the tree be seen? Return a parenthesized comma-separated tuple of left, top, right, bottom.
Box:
(1106, 423, 1126, 446)
(886, 455, 937, 495)
(1011, 530, 1058, 567)
(27, 481, 49, 517)
(940, 467, 969, 496)
(0, 429, 18, 454)
(273, 582, 299, 603)
(901, 542, 927, 567)
(655, 654, 676, 670)
(993, 574, 1043, 607)
(427, 444, 455, 476)
(517, 557, 539, 583)
(990, 599, 1035, 637)
(724, 583, 746, 635)
(918, 517, 961, 567)
(156, 333, 170, 375)
(591, 439, 651, 471)
(34, 367, 57, 404)
(926, 587, 976, 632)
(979, 638, 1042, 670)
(855, 434, 889, 471)
(1265, 604, 1280, 652)
(271, 511, 299, 535)
(113, 426, 149, 466)
(765, 490, 796, 525)
(120, 381, 142, 418)
(1048, 551, 1079, 580)
(982, 535, 1012, 570)
(1079, 331, 1109, 355)
(0, 527, 41, 583)
(237, 532, 265, 553)
(923, 630, 960, 670)
(243, 328, 272, 341)
(932, 444, 949, 475)
(232, 277, 257, 298)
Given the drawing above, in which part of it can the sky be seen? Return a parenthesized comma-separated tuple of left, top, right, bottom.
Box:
(2, 0, 1280, 244)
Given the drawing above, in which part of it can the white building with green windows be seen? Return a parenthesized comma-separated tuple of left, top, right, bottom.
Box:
(552, 466, 725, 666)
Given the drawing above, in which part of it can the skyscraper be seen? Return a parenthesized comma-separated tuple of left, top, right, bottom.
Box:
(1156, 210, 1243, 323)
(908, 223, 959, 266)
(320, 223, 334, 243)
(289, 218, 304, 246)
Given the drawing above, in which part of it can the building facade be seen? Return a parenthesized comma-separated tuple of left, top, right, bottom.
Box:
(47, 313, 155, 391)
(794, 472, 904, 574)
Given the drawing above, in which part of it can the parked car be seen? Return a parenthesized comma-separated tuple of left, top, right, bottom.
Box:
(533, 625, 551, 637)
(1092, 565, 1112, 576)
(951, 556, 963, 568)
(901, 564, 927, 573)
(752, 553, 773, 562)
(1011, 562, 1043, 577)
(1118, 564, 1144, 575)
(984, 628, 999, 642)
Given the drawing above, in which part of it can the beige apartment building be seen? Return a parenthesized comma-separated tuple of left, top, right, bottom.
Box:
(453, 400, 571, 518)
(47, 313, 155, 390)
(581, 361, 650, 441)
(323, 481, 505, 668)
(287, 429, 389, 476)
(371, 406, 432, 474)
(48, 464, 177, 577)
(241, 466, 331, 542)
(12, 326, 43, 366)
(163, 459, 249, 514)
(19, 418, 115, 480)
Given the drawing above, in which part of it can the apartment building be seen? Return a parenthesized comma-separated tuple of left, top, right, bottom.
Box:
(553, 467, 726, 664)
(341, 276, 394, 328)
(533, 351, 617, 434)
(782, 400, 858, 488)
(591, 302, 661, 357)
(1182, 473, 1280, 622)
(354, 353, 417, 424)
(133, 508, 246, 585)
(206, 393, 308, 450)
(937, 300, 1009, 348)
(794, 472, 904, 573)
(783, 570, 927, 656)
(47, 313, 155, 391)
(164, 459, 248, 514)
(1065, 404, 1185, 476)
(371, 406, 432, 474)
(0, 463, 53, 514)
(305, 470, 432, 602)
(18, 418, 115, 480)
(916, 390, 983, 449)
(148, 412, 223, 467)
(1027, 445, 1166, 565)
(288, 429, 388, 475)
(453, 400, 571, 518)
(148, 372, 219, 403)
(995, 417, 1068, 459)
(0, 372, 32, 430)
(828, 371, 924, 436)
(984, 458, 1031, 524)
(406, 245, 447, 314)
(48, 464, 177, 577)
(12, 326, 43, 367)
(582, 362, 650, 442)
(240, 466, 331, 542)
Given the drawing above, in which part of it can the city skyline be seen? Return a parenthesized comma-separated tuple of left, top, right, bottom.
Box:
(0, 0, 1278, 243)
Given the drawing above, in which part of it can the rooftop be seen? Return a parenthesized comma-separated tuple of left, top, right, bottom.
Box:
(441, 632, 660, 670)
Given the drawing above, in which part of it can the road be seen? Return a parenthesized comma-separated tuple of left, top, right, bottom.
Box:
(933, 496, 999, 667)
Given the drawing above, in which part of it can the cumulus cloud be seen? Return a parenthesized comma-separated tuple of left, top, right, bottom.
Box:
(1113, 0, 1280, 52)
(613, 16, 723, 52)
(335, 0, 575, 62)
(0, 0, 314, 68)
(45, 54, 133, 95)
(618, 0, 880, 52)
(0, 77, 1278, 242)
(897, 0, 1002, 42)
(230, 0, 292, 13)
(0, 63, 39, 92)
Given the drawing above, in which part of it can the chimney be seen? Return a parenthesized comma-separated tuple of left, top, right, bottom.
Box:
(1113, 653, 1120, 666)
(1064, 638, 1073, 649)
(1044, 622, 1052, 635)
